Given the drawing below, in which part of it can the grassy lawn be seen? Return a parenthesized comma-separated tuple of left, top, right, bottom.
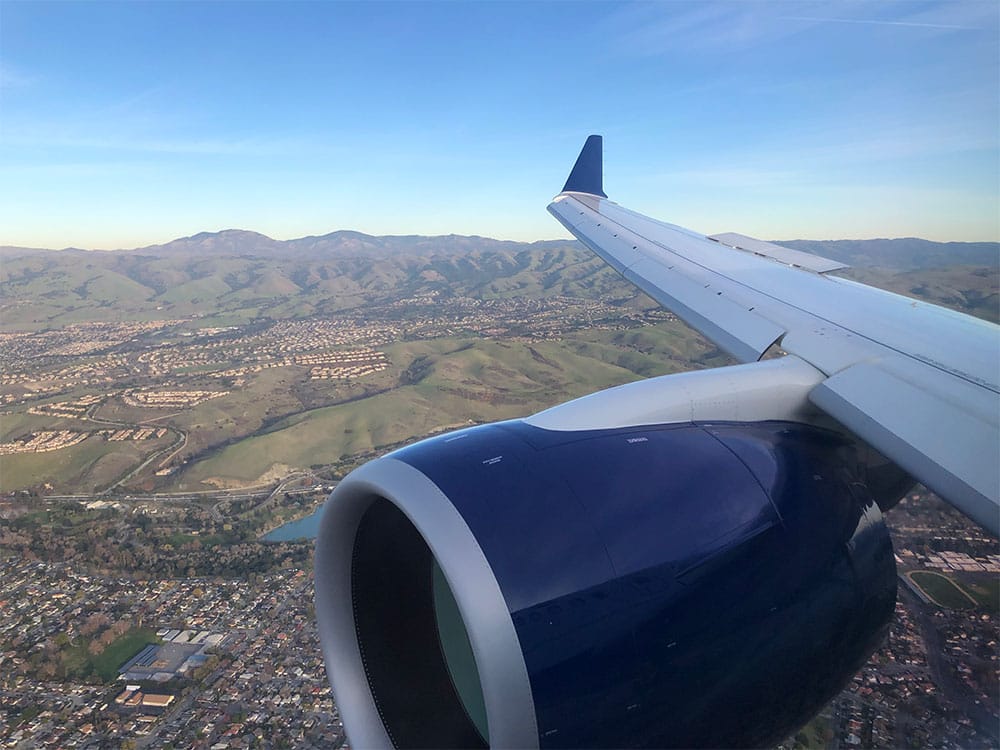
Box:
(784, 709, 834, 749)
(909, 571, 977, 609)
(957, 577, 1000, 611)
(91, 627, 161, 682)
(0, 426, 172, 493)
(0, 436, 110, 492)
(0, 411, 73, 441)
(57, 626, 161, 682)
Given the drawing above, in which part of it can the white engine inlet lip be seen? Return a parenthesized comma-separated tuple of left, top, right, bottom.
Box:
(314, 456, 539, 749)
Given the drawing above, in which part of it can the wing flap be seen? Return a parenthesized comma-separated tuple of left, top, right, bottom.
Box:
(810, 358, 999, 535)
(709, 232, 848, 274)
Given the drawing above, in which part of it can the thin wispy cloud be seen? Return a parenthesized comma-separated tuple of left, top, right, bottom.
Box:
(605, 2, 805, 57)
(781, 16, 973, 30)
(605, 0, 994, 58)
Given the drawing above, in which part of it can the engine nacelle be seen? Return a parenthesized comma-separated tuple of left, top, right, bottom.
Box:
(315, 416, 896, 749)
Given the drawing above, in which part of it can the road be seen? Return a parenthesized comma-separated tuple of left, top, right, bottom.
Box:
(47, 486, 277, 504)
(81, 400, 188, 495)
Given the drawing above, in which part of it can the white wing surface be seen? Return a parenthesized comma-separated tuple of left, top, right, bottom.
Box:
(549, 136, 1000, 534)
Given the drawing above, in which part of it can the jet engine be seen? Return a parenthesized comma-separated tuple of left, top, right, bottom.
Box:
(314, 358, 899, 749)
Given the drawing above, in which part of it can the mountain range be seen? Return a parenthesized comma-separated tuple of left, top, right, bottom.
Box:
(3, 229, 998, 268)
(1, 230, 575, 261)
(1, 231, 996, 329)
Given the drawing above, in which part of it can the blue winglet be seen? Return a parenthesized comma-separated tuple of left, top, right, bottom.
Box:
(561, 134, 607, 197)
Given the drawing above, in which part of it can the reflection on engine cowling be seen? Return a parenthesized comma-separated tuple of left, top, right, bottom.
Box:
(315, 419, 897, 749)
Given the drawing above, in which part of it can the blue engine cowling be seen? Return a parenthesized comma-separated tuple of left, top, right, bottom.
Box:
(314, 419, 896, 749)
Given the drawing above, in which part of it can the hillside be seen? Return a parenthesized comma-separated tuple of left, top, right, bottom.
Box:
(779, 238, 998, 270)
(1, 233, 997, 331)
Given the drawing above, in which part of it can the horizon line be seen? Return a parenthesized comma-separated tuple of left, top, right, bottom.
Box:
(3, 227, 999, 254)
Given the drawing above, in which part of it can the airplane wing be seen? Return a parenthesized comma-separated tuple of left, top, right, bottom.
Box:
(316, 135, 994, 748)
(548, 135, 1000, 535)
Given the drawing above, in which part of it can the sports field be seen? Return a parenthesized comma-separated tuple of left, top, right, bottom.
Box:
(908, 571, 977, 609)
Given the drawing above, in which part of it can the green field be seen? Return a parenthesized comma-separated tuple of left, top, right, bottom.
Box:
(909, 571, 977, 609)
(0, 433, 170, 494)
(65, 627, 162, 682)
(0, 436, 114, 492)
(0, 411, 70, 441)
(957, 577, 1000, 611)
(783, 710, 834, 749)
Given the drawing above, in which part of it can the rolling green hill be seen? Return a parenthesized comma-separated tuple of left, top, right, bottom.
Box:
(177, 330, 727, 489)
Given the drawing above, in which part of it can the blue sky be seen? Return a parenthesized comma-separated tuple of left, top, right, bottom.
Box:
(1, 0, 997, 248)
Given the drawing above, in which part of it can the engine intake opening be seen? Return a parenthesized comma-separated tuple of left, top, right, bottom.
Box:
(352, 497, 488, 749)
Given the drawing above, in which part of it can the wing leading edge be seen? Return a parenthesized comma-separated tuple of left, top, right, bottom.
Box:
(548, 136, 1000, 535)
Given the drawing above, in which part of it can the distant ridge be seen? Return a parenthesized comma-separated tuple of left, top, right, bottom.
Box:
(2, 231, 996, 269)
(1, 231, 996, 328)
(0, 230, 576, 260)
(778, 238, 1000, 272)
